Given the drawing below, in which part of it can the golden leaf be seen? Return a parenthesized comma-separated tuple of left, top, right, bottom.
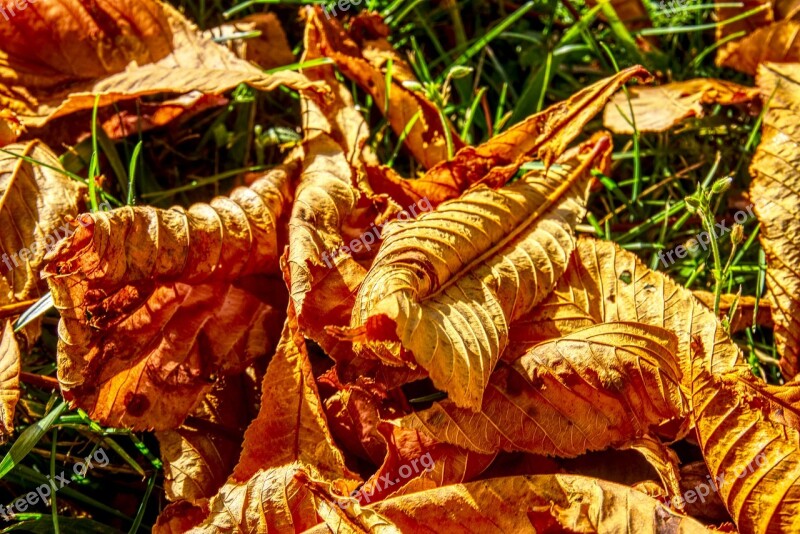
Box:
(0, 0, 321, 128)
(346, 474, 711, 533)
(401, 322, 686, 456)
(603, 79, 759, 134)
(156, 372, 261, 503)
(345, 135, 612, 410)
(750, 62, 800, 377)
(0, 321, 20, 441)
(691, 360, 800, 532)
(206, 13, 296, 71)
(174, 303, 358, 532)
(306, 8, 464, 169)
(368, 66, 650, 207)
(714, 1, 800, 75)
(541, 236, 741, 385)
(232, 301, 357, 483)
(43, 166, 294, 429)
(184, 463, 325, 534)
(0, 140, 86, 346)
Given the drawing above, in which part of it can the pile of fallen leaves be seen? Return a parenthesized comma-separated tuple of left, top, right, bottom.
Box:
(2, 1, 800, 532)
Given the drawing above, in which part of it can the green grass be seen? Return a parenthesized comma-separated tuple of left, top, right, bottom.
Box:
(0, 0, 777, 529)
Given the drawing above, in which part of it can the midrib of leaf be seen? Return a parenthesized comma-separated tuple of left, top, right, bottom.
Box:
(426, 136, 607, 301)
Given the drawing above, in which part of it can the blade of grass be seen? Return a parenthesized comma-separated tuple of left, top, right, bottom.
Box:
(0, 401, 67, 480)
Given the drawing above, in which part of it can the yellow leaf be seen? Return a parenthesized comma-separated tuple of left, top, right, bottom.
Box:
(0, 0, 321, 128)
(0, 140, 86, 346)
(603, 78, 758, 134)
(0, 321, 20, 442)
(750, 62, 800, 377)
(402, 322, 686, 456)
(691, 360, 800, 532)
(346, 135, 612, 410)
(348, 474, 711, 533)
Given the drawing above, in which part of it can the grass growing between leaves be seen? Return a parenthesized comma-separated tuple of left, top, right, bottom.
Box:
(0, 0, 777, 530)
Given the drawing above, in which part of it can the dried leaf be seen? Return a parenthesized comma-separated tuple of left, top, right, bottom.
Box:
(368, 66, 650, 207)
(603, 79, 758, 134)
(540, 236, 741, 384)
(176, 303, 358, 532)
(232, 301, 356, 483)
(306, 8, 464, 169)
(345, 135, 612, 410)
(691, 361, 800, 532)
(287, 19, 398, 359)
(43, 167, 294, 429)
(186, 463, 325, 534)
(715, 2, 800, 77)
(156, 372, 260, 503)
(0, 140, 86, 346)
(620, 436, 683, 505)
(0, 321, 20, 441)
(716, 0, 773, 53)
(0, 110, 23, 146)
(355, 474, 711, 533)
(401, 322, 686, 456)
(0, 0, 321, 128)
(750, 62, 800, 377)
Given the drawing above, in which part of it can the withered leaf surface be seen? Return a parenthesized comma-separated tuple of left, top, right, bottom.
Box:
(156, 372, 260, 503)
(0, 321, 19, 442)
(206, 13, 296, 70)
(368, 67, 650, 207)
(43, 167, 293, 430)
(603, 79, 758, 134)
(347, 135, 611, 410)
(691, 359, 800, 532)
(0, 0, 320, 127)
(750, 62, 800, 377)
(538, 236, 741, 386)
(232, 302, 356, 483)
(179, 304, 358, 532)
(356, 474, 711, 533)
(186, 463, 324, 534)
(0, 140, 86, 346)
(401, 322, 686, 456)
(307, 8, 464, 169)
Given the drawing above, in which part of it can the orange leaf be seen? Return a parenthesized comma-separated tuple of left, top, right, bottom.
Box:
(603, 78, 759, 134)
(156, 372, 261, 503)
(306, 8, 465, 169)
(43, 167, 294, 429)
(0, 0, 321, 128)
(401, 322, 686, 456)
(346, 135, 611, 409)
(368, 66, 651, 207)
(232, 301, 357, 483)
